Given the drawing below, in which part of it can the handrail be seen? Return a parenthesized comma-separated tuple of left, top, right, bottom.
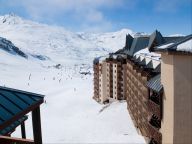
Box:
(0, 136, 34, 144)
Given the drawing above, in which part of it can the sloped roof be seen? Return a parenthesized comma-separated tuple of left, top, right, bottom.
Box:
(114, 36, 149, 56)
(154, 34, 192, 54)
(93, 55, 110, 64)
(164, 36, 183, 43)
(125, 34, 134, 50)
(114, 30, 184, 57)
(148, 30, 165, 51)
(127, 36, 150, 56)
(153, 64, 161, 73)
(93, 57, 101, 64)
(146, 60, 154, 69)
(114, 48, 124, 54)
(0, 86, 44, 132)
(133, 54, 161, 71)
(0, 116, 27, 135)
(134, 56, 141, 63)
(139, 58, 146, 66)
(147, 74, 163, 92)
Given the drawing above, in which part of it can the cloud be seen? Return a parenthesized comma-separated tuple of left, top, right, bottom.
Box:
(154, 0, 191, 12)
(1, 0, 129, 32)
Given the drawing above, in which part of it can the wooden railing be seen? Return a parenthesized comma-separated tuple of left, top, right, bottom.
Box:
(0, 136, 34, 144)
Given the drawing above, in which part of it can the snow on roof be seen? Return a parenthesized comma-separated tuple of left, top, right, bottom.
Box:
(157, 43, 174, 49)
(145, 57, 152, 65)
(135, 54, 140, 59)
(177, 39, 192, 53)
(154, 34, 192, 54)
(134, 47, 161, 61)
(139, 55, 145, 61)
(152, 59, 160, 69)
(133, 47, 161, 70)
(93, 54, 109, 64)
(112, 55, 118, 59)
(99, 55, 109, 63)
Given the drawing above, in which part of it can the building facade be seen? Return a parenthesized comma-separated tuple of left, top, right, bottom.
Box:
(154, 35, 192, 144)
(93, 31, 191, 144)
(124, 55, 162, 144)
(93, 57, 126, 103)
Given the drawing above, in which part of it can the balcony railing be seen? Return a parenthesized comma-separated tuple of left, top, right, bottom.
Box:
(0, 136, 34, 144)
(149, 114, 161, 129)
(147, 123, 162, 144)
(148, 99, 161, 119)
(150, 95, 160, 105)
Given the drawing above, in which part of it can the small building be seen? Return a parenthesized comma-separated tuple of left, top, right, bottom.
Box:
(0, 86, 45, 144)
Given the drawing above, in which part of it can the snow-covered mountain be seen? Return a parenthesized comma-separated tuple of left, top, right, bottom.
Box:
(0, 14, 134, 65)
(0, 14, 145, 143)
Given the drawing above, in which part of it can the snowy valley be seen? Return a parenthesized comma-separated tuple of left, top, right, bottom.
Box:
(0, 14, 145, 143)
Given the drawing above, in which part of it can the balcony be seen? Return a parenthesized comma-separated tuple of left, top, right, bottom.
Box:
(118, 77, 123, 81)
(117, 94, 124, 100)
(149, 138, 159, 144)
(149, 114, 161, 129)
(148, 123, 162, 144)
(148, 98, 161, 119)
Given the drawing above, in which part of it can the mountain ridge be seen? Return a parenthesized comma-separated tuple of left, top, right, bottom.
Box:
(0, 14, 134, 65)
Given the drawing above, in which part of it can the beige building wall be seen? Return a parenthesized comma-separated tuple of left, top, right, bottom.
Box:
(122, 64, 127, 99)
(93, 63, 100, 101)
(99, 62, 109, 103)
(173, 55, 192, 143)
(106, 62, 111, 99)
(161, 54, 174, 143)
(113, 63, 118, 99)
(98, 64, 103, 102)
(161, 54, 192, 144)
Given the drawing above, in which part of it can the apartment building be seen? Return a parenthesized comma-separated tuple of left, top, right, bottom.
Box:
(93, 55, 126, 103)
(125, 54, 162, 143)
(153, 35, 192, 144)
(93, 30, 191, 144)
(93, 59, 110, 103)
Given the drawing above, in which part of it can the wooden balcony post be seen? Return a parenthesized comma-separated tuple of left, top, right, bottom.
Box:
(32, 106, 42, 144)
(21, 121, 26, 139)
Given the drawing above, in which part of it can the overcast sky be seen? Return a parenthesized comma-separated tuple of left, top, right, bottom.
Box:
(0, 0, 191, 35)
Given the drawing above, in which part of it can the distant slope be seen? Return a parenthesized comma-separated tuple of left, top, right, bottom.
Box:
(0, 14, 134, 65)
